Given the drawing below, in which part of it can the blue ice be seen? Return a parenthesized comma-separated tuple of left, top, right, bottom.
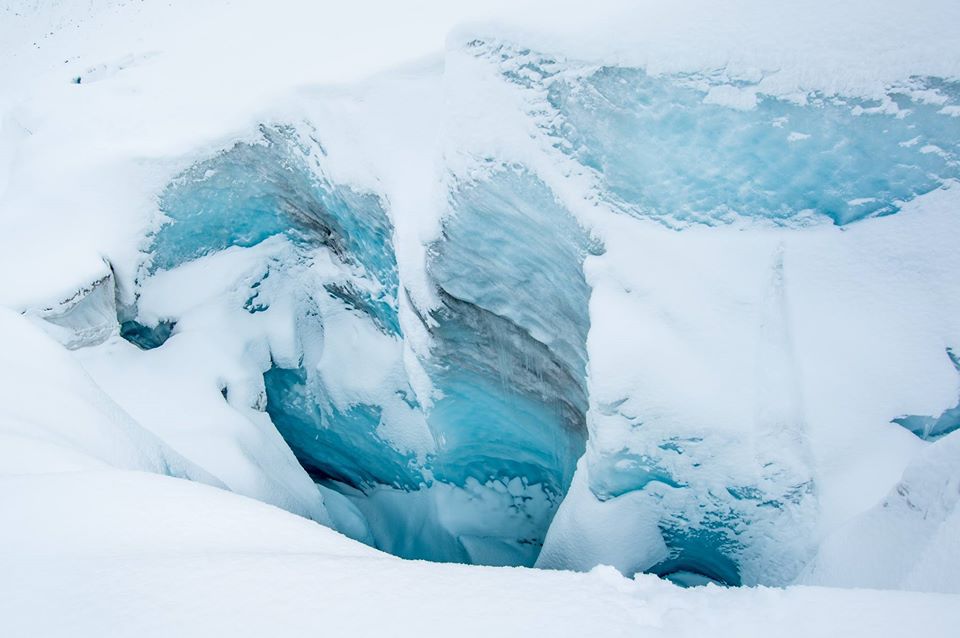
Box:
(545, 68, 960, 226)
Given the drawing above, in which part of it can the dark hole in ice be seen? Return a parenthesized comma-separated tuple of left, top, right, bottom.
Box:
(119, 319, 176, 350)
(651, 555, 740, 588)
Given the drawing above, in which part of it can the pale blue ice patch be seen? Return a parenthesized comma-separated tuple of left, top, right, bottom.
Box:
(547, 68, 960, 226)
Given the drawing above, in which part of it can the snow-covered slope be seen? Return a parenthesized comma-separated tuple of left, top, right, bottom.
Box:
(3, 469, 959, 638)
(2, 0, 960, 634)
(0, 307, 217, 483)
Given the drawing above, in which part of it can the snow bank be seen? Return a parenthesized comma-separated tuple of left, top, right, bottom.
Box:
(801, 430, 960, 593)
(2, 469, 959, 637)
(0, 307, 216, 483)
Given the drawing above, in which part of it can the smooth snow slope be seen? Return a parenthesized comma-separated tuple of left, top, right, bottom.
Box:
(2, 469, 959, 638)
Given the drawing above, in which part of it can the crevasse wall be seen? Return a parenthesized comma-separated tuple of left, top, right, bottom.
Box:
(98, 36, 960, 587)
(129, 124, 593, 568)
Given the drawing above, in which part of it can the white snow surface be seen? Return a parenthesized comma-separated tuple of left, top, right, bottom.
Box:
(800, 430, 960, 592)
(2, 468, 959, 638)
(0, 307, 217, 483)
(2, 0, 960, 634)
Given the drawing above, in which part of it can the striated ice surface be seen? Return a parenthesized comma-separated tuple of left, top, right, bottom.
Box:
(426, 167, 593, 495)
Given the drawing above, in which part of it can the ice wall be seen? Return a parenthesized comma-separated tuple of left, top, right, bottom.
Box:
(77, 31, 960, 588)
(457, 38, 960, 585)
(125, 125, 593, 567)
(892, 348, 960, 441)
(549, 70, 960, 226)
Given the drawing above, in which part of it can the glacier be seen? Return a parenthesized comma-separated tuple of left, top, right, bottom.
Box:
(90, 36, 960, 585)
(3, 0, 960, 635)
(124, 124, 593, 567)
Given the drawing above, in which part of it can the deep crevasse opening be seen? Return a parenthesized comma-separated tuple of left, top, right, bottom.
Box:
(126, 124, 592, 568)
(102, 44, 960, 587)
(114, 122, 765, 585)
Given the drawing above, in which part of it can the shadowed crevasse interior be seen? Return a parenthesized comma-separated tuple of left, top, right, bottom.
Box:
(129, 125, 592, 569)
(118, 60, 960, 584)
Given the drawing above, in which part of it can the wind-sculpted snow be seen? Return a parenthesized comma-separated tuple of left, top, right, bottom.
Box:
(0, 308, 219, 485)
(802, 430, 960, 592)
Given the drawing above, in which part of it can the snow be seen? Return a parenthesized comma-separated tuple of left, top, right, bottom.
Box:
(454, 0, 960, 101)
(3, 470, 960, 637)
(0, 307, 216, 483)
(801, 430, 960, 592)
(538, 184, 960, 583)
(2, 0, 960, 633)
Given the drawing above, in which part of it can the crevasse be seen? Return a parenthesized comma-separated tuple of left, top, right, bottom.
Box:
(116, 38, 960, 586)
